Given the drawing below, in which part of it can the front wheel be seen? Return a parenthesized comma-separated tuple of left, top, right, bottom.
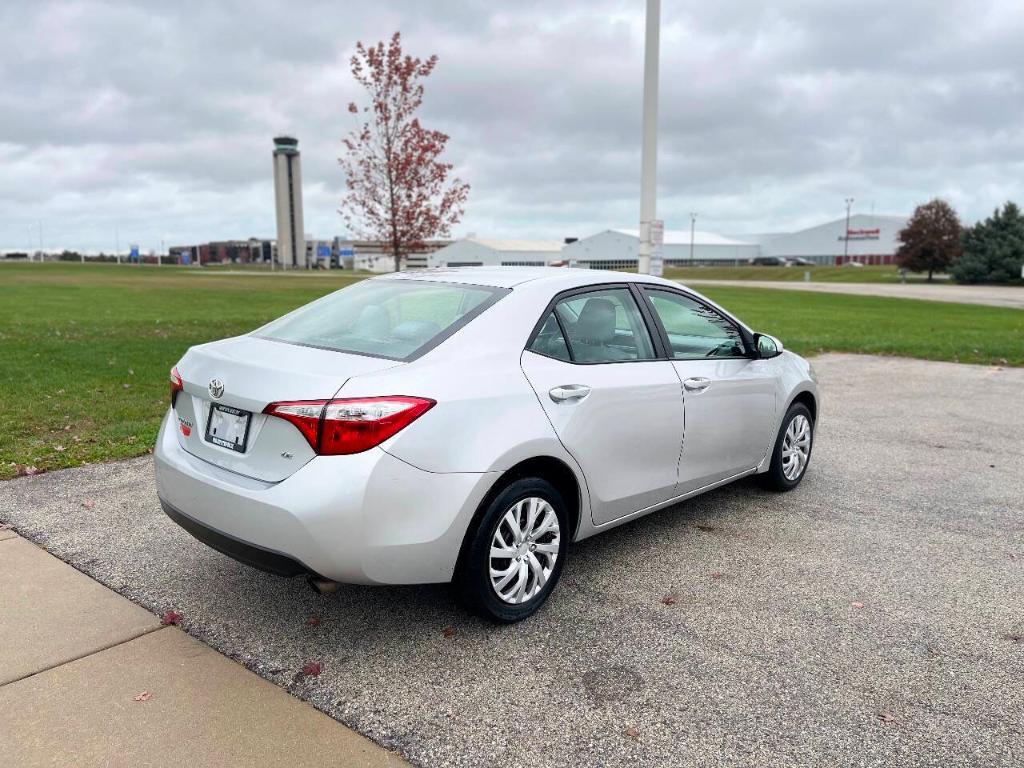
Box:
(455, 477, 568, 623)
(759, 402, 814, 491)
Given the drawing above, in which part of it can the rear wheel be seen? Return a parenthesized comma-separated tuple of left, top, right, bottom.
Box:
(456, 477, 568, 623)
(759, 402, 814, 491)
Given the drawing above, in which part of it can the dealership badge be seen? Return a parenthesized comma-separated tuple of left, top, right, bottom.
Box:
(208, 379, 225, 399)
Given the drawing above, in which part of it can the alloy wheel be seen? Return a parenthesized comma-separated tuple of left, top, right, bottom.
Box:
(781, 414, 812, 481)
(488, 497, 561, 604)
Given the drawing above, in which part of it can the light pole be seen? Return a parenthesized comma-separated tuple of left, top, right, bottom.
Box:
(689, 212, 697, 265)
(637, 0, 660, 275)
(843, 197, 854, 263)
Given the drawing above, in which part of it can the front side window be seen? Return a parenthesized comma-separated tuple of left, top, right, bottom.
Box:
(644, 290, 747, 359)
(256, 279, 506, 360)
(545, 288, 656, 363)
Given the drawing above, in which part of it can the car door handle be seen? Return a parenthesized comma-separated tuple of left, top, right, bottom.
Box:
(549, 384, 591, 403)
(683, 377, 711, 393)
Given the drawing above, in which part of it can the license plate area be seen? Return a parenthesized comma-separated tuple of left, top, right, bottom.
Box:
(205, 403, 252, 453)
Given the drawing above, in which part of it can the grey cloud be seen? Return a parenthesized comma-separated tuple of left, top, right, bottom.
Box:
(1, 0, 1023, 251)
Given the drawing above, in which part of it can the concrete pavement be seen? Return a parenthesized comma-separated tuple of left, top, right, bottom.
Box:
(1, 354, 1023, 766)
(682, 279, 1024, 309)
(0, 534, 406, 768)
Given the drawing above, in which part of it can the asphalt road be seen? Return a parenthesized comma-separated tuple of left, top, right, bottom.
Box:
(682, 279, 1024, 310)
(2, 354, 1022, 767)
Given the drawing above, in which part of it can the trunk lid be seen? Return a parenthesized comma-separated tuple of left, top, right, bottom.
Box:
(172, 335, 401, 481)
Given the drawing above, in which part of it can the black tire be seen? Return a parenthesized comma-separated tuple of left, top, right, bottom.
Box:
(455, 477, 569, 623)
(759, 402, 814, 492)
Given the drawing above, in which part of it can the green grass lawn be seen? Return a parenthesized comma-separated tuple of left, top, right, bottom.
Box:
(2, 262, 1022, 479)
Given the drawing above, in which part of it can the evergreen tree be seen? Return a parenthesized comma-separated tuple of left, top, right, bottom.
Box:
(952, 202, 1024, 284)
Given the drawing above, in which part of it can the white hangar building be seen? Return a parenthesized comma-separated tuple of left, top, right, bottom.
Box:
(756, 214, 908, 265)
(426, 237, 566, 268)
(561, 228, 760, 269)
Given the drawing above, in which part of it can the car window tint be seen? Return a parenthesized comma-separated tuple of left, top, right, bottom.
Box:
(528, 312, 571, 361)
(646, 290, 746, 360)
(553, 288, 655, 363)
(257, 280, 504, 360)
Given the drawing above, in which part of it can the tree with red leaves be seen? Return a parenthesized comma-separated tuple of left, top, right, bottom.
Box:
(896, 199, 962, 281)
(340, 32, 470, 272)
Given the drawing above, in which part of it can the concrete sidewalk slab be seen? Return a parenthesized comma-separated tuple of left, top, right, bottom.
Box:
(0, 536, 160, 685)
(0, 626, 406, 768)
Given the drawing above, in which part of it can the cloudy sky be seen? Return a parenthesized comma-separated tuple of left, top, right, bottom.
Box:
(2, 0, 1023, 253)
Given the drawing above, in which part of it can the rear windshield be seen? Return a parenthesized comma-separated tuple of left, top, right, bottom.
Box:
(255, 279, 508, 360)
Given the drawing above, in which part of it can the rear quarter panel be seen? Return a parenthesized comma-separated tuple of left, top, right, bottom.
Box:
(338, 350, 577, 475)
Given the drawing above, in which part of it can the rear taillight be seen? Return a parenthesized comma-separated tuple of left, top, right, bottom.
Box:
(170, 366, 184, 406)
(263, 396, 435, 455)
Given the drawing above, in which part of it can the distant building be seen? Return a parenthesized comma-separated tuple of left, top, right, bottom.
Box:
(272, 136, 306, 269)
(161, 212, 909, 273)
(168, 240, 268, 265)
(562, 216, 907, 269)
(350, 239, 453, 272)
(306, 239, 334, 268)
(426, 238, 566, 269)
(562, 229, 759, 269)
(757, 214, 908, 265)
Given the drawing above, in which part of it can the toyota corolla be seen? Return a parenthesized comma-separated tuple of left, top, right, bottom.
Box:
(155, 268, 818, 622)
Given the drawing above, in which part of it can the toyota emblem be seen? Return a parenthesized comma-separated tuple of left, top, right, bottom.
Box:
(208, 379, 225, 399)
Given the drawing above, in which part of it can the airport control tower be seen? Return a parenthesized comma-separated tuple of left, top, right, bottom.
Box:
(272, 136, 306, 269)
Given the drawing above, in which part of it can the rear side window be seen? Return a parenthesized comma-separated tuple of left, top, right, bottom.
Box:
(528, 312, 571, 361)
(256, 279, 507, 360)
(532, 288, 656, 363)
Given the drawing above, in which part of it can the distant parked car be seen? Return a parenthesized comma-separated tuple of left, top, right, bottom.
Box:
(751, 256, 787, 266)
(155, 268, 819, 622)
(788, 257, 815, 266)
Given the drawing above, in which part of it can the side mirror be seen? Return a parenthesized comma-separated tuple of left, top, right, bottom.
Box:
(754, 333, 783, 359)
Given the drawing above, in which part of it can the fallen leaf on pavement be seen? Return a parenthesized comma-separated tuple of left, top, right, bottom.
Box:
(877, 710, 898, 724)
(82, 500, 95, 510)
(305, 616, 321, 627)
(850, 601, 865, 609)
(442, 627, 457, 638)
(660, 594, 678, 606)
(301, 661, 322, 677)
(0, 523, 12, 531)
(624, 725, 640, 738)
(15, 465, 44, 477)
(134, 691, 152, 702)
(710, 572, 724, 580)
(161, 610, 182, 626)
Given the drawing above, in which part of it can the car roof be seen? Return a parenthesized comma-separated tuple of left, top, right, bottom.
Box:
(378, 266, 678, 290)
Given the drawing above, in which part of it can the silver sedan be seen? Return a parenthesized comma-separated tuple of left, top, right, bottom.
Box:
(155, 268, 818, 622)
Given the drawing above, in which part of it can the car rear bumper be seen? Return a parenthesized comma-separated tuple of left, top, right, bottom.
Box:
(153, 409, 497, 584)
(160, 499, 311, 576)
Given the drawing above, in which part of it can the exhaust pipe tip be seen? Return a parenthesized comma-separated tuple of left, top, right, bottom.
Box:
(307, 576, 339, 595)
